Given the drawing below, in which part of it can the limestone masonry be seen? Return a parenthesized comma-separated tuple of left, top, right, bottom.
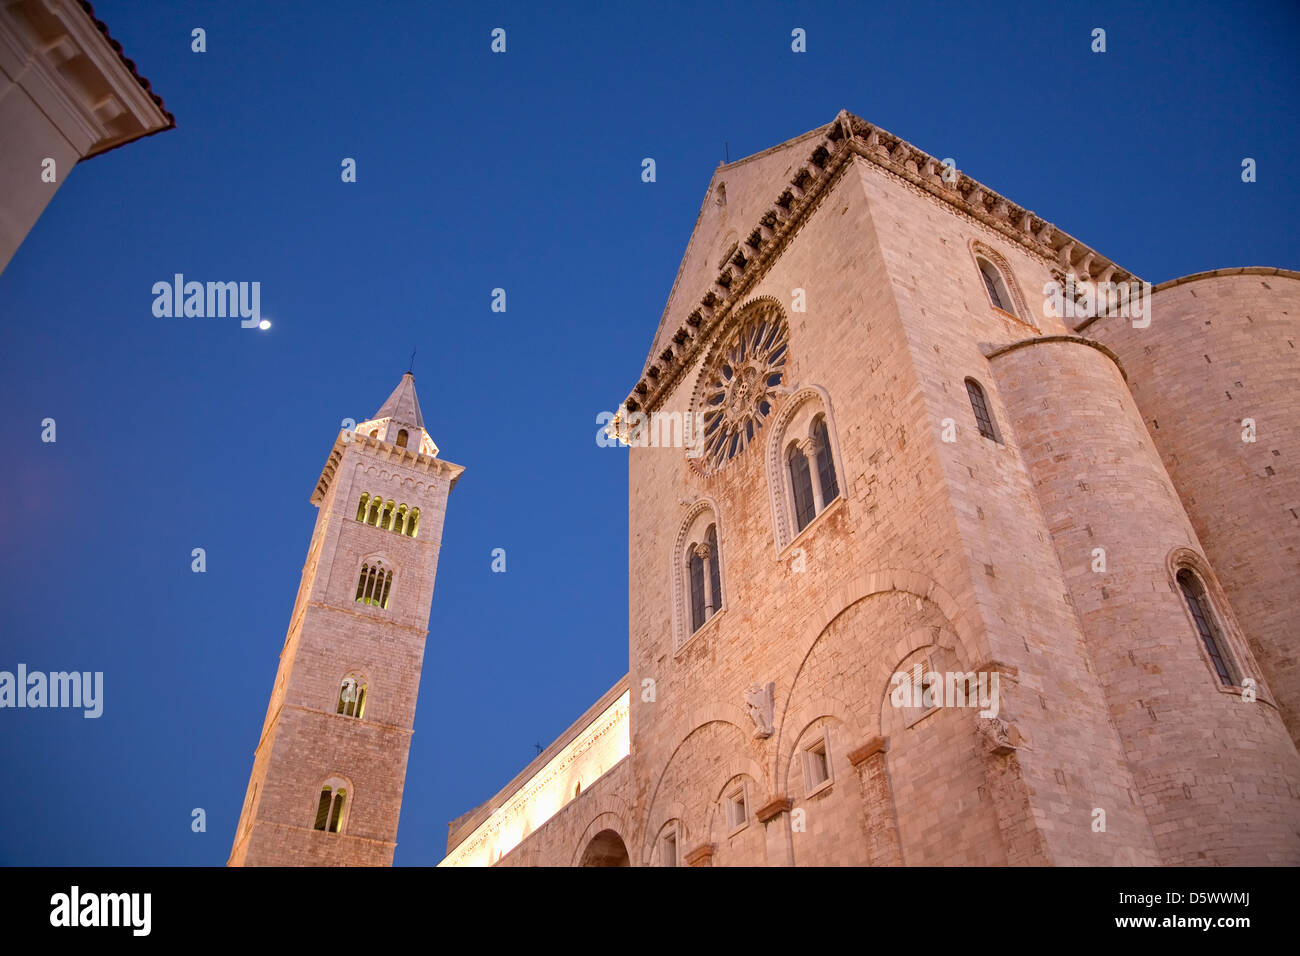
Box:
(233, 110, 1300, 867)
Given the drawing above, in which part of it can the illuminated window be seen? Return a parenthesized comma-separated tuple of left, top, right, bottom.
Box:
(355, 562, 393, 609)
(313, 784, 348, 833)
(336, 676, 367, 719)
(356, 494, 419, 538)
(396, 429, 409, 448)
(1177, 569, 1237, 686)
(965, 378, 1000, 443)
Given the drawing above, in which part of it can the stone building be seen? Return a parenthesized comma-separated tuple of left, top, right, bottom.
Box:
(235, 111, 1300, 867)
(440, 111, 1300, 867)
(0, 0, 173, 274)
(230, 374, 464, 866)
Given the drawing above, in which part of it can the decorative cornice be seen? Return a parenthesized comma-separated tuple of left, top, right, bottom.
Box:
(619, 110, 1142, 420)
(684, 843, 715, 866)
(847, 736, 889, 767)
(984, 334, 1129, 382)
(310, 431, 465, 505)
(1151, 265, 1300, 293)
(755, 796, 793, 823)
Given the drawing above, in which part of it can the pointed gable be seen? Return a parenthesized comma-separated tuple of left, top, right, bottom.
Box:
(374, 372, 425, 429)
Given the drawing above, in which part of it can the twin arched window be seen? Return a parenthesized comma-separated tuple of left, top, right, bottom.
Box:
(355, 493, 420, 538)
(337, 676, 367, 718)
(355, 561, 393, 609)
(787, 416, 839, 533)
(674, 504, 726, 647)
(688, 524, 723, 632)
(313, 782, 348, 833)
(767, 389, 844, 550)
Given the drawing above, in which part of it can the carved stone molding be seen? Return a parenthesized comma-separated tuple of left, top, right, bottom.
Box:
(683, 843, 714, 867)
(847, 736, 889, 767)
(745, 681, 775, 739)
(619, 110, 1141, 421)
(755, 796, 792, 824)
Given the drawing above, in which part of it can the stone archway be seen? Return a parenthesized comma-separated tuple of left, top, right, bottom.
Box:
(578, 829, 630, 867)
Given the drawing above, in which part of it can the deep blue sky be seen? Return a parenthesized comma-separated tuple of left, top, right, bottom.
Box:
(1, 0, 1296, 866)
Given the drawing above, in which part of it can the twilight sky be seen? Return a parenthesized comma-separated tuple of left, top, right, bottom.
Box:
(1, 0, 1297, 865)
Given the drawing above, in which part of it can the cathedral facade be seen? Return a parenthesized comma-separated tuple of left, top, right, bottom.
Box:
(236, 111, 1300, 867)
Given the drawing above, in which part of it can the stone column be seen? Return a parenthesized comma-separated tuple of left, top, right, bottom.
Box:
(846, 736, 903, 866)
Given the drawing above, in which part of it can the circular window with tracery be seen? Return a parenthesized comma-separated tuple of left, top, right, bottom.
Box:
(696, 301, 789, 473)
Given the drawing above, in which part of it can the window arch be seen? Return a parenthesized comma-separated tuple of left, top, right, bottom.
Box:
(355, 560, 393, 609)
(969, 241, 1032, 328)
(1175, 568, 1238, 686)
(396, 429, 409, 448)
(977, 257, 1013, 313)
(964, 378, 1001, 443)
(354, 493, 421, 538)
(336, 675, 368, 719)
(672, 499, 726, 649)
(312, 778, 350, 833)
(766, 386, 844, 550)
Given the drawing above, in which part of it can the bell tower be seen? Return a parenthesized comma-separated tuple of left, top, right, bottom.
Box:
(229, 373, 463, 866)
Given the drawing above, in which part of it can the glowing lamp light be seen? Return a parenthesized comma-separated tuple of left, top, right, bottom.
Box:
(258, 319, 271, 330)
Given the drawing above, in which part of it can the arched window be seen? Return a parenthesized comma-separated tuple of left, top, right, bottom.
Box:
(406, 508, 420, 538)
(313, 783, 348, 833)
(673, 502, 726, 648)
(977, 256, 1014, 315)
(366, 494, 382, 526)
(380, 499, 395, 530)
(964, 378, 1000, 443)
(687, 523, 723, 634)
(355, 562, 393, 609)
(336, 676, 367, 719)
(395, 504, 408, 536)
(688, 550, 706, 632)
(355, 493, 369, 522)
(1176, 569, 1236, 686)
(788, 442, 816, 532)
(768, 388, 844, 548)
(368, 429, 378, 438)
(707, 526, 721, 619)
(813, 417, 839, 505)
(396, 429, 409, 448)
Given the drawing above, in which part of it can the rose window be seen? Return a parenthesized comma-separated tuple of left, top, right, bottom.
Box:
(698, 307, 788, 472)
